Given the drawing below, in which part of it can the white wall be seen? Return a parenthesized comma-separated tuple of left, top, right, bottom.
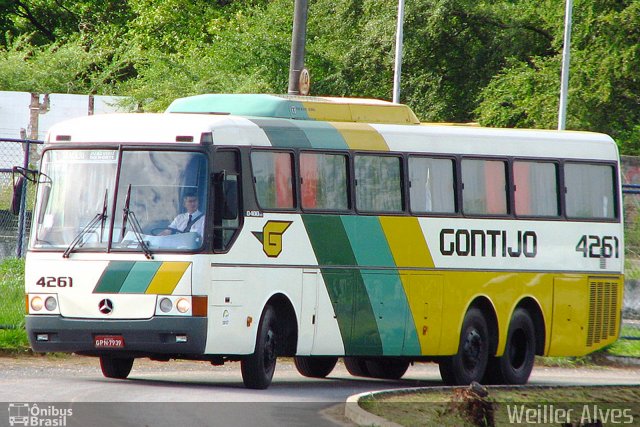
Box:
(0, 91, 130, 168)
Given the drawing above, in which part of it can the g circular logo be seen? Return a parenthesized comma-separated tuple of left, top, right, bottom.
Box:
(98, 299, 114, 315)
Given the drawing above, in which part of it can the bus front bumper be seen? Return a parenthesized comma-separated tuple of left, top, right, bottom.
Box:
(26, 315, 207, 356)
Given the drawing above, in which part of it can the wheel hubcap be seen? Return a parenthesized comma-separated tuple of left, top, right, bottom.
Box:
(264, 329, 276, 370)
(462, 329, 483, 371)
(509, 329, 527, 370)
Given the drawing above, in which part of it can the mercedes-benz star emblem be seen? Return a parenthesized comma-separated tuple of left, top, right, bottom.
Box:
(98, 299, 114, 315)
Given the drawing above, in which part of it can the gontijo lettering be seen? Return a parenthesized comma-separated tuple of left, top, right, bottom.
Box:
(440, 228, 537, 258)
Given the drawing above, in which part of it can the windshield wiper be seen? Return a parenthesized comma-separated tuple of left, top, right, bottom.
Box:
(63, 189, 109, 258)
(120, 184, 153, 259)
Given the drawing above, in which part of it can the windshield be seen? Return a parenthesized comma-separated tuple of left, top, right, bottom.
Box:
(31, 149, 208, 253)
(32, 150, 118, 250)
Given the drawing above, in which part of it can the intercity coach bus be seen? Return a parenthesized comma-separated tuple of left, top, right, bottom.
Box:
(23, 94, 623, 389)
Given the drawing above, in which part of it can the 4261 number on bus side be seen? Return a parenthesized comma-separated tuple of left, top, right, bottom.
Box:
(36, 276, 74, 287)
(575, 235, 620, 259)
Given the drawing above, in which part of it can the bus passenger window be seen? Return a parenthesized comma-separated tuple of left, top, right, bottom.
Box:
(462, 159, 507, 215)
(565, 163, 616, 219)
(251, 151, 294, 209)
(355, 155, 403, 213)
(300, 153, 349, 210)
(514, 161, 559, 217)
(408, 157, 455, 213)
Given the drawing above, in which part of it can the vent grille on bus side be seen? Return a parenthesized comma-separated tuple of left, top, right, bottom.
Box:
(586, 278, 619, 347)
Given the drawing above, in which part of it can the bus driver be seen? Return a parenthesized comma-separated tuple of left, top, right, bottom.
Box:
(160, 191, 205, 237)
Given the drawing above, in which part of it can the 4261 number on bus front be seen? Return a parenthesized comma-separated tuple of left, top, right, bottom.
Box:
(575, 235, 620, 259)
(36, 276, 74, 288)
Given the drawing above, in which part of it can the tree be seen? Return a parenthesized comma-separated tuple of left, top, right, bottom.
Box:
(475, 0, 640, 153)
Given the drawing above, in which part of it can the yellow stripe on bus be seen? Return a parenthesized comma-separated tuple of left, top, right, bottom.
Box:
(145, 262, 191, 295)
(331, 122, 389, 151)
(379, 217, 434, 268)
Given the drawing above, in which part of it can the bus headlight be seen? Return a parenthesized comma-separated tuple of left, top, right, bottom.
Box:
(30, 296, 44, 312)
(176, 298, 190, 313)
(44, 297, 58, 311)
(159, 297, 173, 313)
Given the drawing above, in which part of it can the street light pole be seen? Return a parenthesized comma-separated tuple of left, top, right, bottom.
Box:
(288, 0, 308, 95)
(558, 0, 573, 130)
(392, 0, 406, 104)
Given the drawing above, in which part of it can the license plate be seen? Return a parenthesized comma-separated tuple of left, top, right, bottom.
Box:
(94, 335, 125, 349)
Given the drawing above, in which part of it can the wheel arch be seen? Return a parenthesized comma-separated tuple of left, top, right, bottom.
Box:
(467, 296, 499, 357)
(514, 297, 546, 356)
(265, 293, 298, 356)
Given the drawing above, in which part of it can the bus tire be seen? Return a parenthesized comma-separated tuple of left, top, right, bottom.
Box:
(365, 358, 410, 380)
(294, 356, 338, 378)
(439, 307, 489, 385)
(99, 356, 134, 379)
(343, 357, 371, 377)
(241, 305, 278, 389)
(484, 308, 535, 385)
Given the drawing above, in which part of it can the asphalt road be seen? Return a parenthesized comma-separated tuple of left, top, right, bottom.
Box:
(1, 356, 639, 427)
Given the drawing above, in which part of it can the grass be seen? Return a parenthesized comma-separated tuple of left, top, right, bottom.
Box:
(0, 257, 28, 350)
(361, 386, 640, 427)
(606, 325, 640, 358)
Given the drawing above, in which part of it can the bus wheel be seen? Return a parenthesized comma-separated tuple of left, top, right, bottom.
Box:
(439, 307, 489, 385)
(294, 356, 338, 378)
(365, 358, 410, 380)
(484, 308, 535, 385)
(241, 305, 277, 389)
(343, 357, 371, 377)
(100, 356, 134, 379)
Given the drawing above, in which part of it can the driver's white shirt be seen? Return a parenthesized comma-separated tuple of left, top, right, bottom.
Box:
(168, 210, 204, 237)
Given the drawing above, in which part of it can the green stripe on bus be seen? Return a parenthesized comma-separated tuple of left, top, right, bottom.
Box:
(341, 216, 421, 355)
(299, 121, 349, 150)
(302, 214, 383, 355)
(94, 261, 136, 293)
(250, 118, 313, 149)
(340, 216, 395, 267)
(119, 261, 162, 293)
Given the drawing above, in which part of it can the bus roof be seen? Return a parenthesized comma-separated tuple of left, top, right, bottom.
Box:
(166, 94, 421, 125)
(45, 97, 619, 162)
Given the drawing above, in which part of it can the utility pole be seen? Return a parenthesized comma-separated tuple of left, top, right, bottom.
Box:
(558, 0, 573, 130)
(392, 0, 406, 104)
(288, 0, 309, 95)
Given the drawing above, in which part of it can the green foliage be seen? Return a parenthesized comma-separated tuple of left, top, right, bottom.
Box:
(0, 258, 28, 350)
(0, 0, 638, 152)
(475, 0, 640, 153)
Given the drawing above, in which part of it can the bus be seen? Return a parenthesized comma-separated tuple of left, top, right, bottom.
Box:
(23, 94, 623, 389)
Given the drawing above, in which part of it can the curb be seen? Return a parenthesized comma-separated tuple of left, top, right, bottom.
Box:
(342, 382, 640, 426)
(604, 355, 640, 366)
(344, 391, 403, 427)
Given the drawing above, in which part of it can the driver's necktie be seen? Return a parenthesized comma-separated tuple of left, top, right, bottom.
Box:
(184, 214, 193, 232)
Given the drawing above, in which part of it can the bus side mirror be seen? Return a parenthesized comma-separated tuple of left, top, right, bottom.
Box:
(10, 176, 25, 216)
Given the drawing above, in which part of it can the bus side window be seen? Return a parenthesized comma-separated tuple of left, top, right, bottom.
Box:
(408, 156, 456, 214)
(514, 161, 559, 217)
(461, 158, 508, 216)
(213, 150, 241, 252)
(300, 152, 349, 211)
(354, 154, 403, 213)
(565, 162, 616, 219)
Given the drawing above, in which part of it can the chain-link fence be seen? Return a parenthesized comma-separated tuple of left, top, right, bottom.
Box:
(0, 139, 40, 331)
(0, 139, 40, 258)
(621, 156, 640, 321)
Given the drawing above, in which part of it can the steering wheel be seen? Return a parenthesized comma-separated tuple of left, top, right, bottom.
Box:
(150, 227, 178, 236)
